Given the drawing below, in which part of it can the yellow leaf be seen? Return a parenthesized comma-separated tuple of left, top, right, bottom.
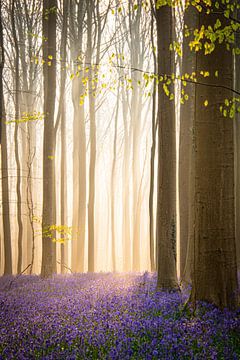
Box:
(204, 100, 208, 107)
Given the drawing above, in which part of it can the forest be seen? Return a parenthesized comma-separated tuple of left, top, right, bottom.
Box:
(0, 0, 240, 358)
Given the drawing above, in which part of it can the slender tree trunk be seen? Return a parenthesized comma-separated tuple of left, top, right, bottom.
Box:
(149, 8, 157, 272)
(87, 0, 102, 272)
(41, 0, 57, 277)
(131, 83, 141, 271)
(190, 7, 238, 309)
(156, 3, 178, 290)
(129, 3, 142, 271)
(0, 0, 12, 275)
(70, 0, 86, 273)
(122, 90, 131, 271)
(87, 1, 95, 271)
(17, 10, 36, 273)
(59, 0, 68, 273)
(11, 0, 23, 274)
(87, 79, 96, 272)
(110, 93, 120, 271)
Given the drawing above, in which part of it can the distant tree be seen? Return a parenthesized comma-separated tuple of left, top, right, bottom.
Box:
(110, 88, 120, 272)
(11, 0, 23, 274)
(0, 0, 12, 275)
(15, 0, 41, 273)
(69, 0, 87, 273)
(59, 0, 69, 273)
(86, 0, 96, 272)
(149, 1, 157, 272)
(87, 0, 109, 272)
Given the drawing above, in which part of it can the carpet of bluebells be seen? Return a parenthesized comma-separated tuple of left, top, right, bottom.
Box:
(0, 272, 239, 359)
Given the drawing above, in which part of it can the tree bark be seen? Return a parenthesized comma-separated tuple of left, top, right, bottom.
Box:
(70, 0, 86, 273)
(149, 7, 157, 272)
(156, 3, 178, 290)
(190, 6, 238, 309)
(59, 0, 68, 273)
(0, 0, 12, 275)
(11, 0, 24, 274)
(234, 9, 240, 270)
(179, 6, 197, 283)
(129, 3, 142, 271)
(41, 0, 57, 277)
(110, 91, 120, 272)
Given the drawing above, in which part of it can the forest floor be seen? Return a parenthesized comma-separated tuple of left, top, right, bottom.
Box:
(0, 272, 239, 359)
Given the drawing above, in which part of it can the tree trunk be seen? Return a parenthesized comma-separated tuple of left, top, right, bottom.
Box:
(156, 3, 178, 290)
(0, 0, 12, 275)
(122, 88, 131, 271)
(234, 10, 240, 270)
(129, 3, 142, 271)
(60, 0, 68, 273)
(41, 0, 57, 277)
(87, 0, 102, 272)
(190, 6, 238, 309)
(149, 8, 157, 272)
(110, 91, 120, 272)
(11, 0, 24, 274)
(70, 0, 86, 273)
(179, 6, 197, 283)
(16, 2, 38, 273)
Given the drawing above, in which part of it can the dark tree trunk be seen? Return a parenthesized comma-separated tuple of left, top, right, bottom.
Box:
(41, 0, 57, 277)
(190, 6, 238, 309)
(156, 3, 178, 290)
(179, 6, 197, 283)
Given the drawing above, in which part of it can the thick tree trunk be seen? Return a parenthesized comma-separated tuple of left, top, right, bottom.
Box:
(234, 10, 240, 271)
(190, 7, 238, 309)
(179, 7, 197, 283)
(41, 0, 57, 277)
(156, 3, 178, 290)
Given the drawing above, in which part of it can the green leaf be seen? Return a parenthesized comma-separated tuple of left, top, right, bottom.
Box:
(214, 18, 221, 30)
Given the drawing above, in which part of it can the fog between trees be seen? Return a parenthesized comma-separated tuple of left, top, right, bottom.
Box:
(0, 0, 239, 309)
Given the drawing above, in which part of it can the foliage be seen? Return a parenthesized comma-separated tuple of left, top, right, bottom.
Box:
(155, 0, 240, 117)
(5, 111, 45, 125)
(32, 216, 72, 244)
(42, 224, 72, 244)
(0, 273, 239, 359)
